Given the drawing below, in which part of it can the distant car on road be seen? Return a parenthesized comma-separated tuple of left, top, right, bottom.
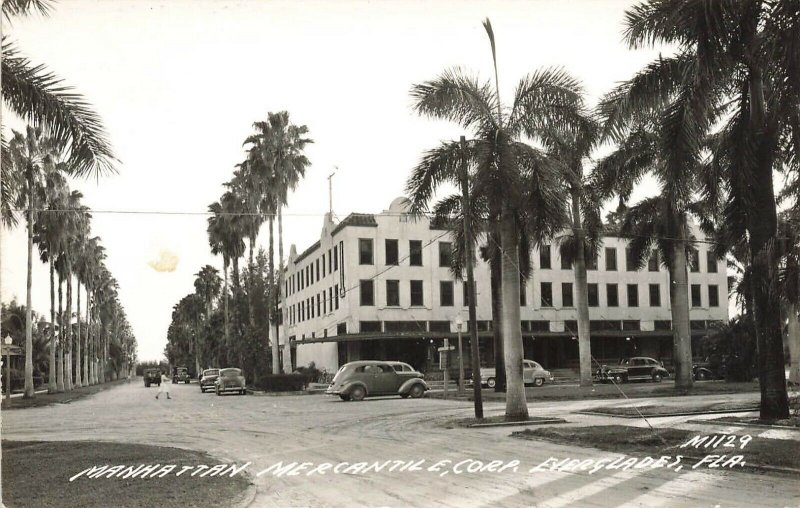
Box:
(143, 369, 161, 387)
(200, 368, 220, 393)
(481, 359, 554, 388)
(215, 368, 246, 395)
(596, 357, 669, 383)
(172, 366, 190, 384)
(326, 360, 429, 401)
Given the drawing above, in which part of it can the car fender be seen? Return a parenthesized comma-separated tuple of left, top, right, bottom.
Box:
(398, 378, 428, 394)
(693, 367, 713, 378)
(341, 382, 368, 396)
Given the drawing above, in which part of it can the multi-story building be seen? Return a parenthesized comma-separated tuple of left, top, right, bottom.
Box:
(281, 197, 728, 373)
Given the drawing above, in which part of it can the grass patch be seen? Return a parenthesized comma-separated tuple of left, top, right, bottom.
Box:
(512, 425, 800, 472)
(2, 441, 251, 508)
(1, 378, 133, 410)
(581, 401, 759, 417)
(696, 415, 800, 428)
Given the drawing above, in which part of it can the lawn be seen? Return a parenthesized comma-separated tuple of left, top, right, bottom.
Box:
(1, 441, 252, 508)
(1, 378, 134, 410)
(579, 400, 759, 417)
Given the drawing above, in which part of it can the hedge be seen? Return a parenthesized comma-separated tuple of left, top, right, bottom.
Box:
(254, 373, 307, 392)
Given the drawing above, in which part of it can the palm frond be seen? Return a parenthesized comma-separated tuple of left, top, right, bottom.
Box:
(2, 0, 52, 21)
(410, 67, 499, 132)
(508, 67, 585, 141)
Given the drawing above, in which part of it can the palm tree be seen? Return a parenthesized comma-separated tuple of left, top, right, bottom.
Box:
(244, 112, 313, 374)
(611, 0, 797, 418)
(194, 265, 221, 375)
(2, 0, 116, 176)
(78, 237, 104, 384)
(407, 19, 581, 419)
(8, 126, 60, 397)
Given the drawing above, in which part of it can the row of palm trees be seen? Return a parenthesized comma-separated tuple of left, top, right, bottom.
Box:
(166, 112, 312, 376)
(2, 0, 133, 397)
(408, 4, 798, 421)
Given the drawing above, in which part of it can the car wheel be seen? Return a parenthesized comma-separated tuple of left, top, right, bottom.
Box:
(652, 373, 663, 383)
(696, 371, 707, 381)
(340, 395, 351, 401)
(200, 387, 205, 393)
(409, 383, 425, 399)
(533, 377, 544, 387)
(350, 385, 366, 401)
(487, 377, 496, 388)
(613, 375, 623, 384)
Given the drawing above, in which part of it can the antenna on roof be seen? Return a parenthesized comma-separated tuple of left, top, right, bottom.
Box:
(328, 167, 337, 220)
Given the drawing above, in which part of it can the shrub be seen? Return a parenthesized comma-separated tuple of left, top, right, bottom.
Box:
(254, 373, 306, 392)
(294, 361, 323, 384)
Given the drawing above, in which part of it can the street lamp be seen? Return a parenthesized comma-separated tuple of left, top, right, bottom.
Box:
(455, 315, 465, 394)
(4, 334, 13, 400)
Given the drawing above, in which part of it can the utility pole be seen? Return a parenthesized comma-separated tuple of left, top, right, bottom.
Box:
(460, 135, 483, 418)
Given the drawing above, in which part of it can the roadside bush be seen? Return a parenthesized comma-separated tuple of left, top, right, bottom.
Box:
(254, 373, 306, 392)
(294, 361, 323, 384)
(702, 318, 757, 382)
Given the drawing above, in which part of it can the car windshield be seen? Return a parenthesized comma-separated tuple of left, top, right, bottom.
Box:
(220, 369, 241, 377)
(203, 369, 219, 376)
(332, 365, 349, 382)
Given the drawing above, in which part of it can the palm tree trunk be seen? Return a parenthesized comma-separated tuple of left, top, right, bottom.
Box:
(269, 216, 279, 374)
(570, 189, 593, 387)
(84, 286, 91, 385)
(278, 206, 287, 373)
(786, 302, 800, 386)
(747, 69, 790, 419)
(500, 209, 528, 420)
(48, 257, 57, 393)
(75, 282, 82, 388)
(65, 261, 73, 392)
(23, 195, 35, 398)
(670, 224, 693, 391)
(57, 275, 65, 392)
(223, 257, 230, 367)
(490, 245, 505, 392)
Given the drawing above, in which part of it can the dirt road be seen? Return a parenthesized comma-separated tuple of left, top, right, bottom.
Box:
(2, 380, 797, 507)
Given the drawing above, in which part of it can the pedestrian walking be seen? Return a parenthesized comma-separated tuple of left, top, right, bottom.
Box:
(155, 373, 171, 399)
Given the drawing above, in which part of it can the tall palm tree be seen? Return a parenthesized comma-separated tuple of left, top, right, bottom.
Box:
(611, 0, 797, 418)
(2, 0, 116, 176)
(78, 237, 104, 384)
(407, 19, 581, 418)
(194, 265, 221, 375)
(8, 126, 59, 397)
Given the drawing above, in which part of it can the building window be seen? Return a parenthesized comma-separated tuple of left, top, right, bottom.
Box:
(654, 320, 672, 331)
(337, 322, 347, 335)
(649, 284, 661, 306)
(410, 280, 424, 306)
(309, 297, 314, 318)
(385, 239, 398, 265)
(334, 284, 339, 309)
(329, 287, 333, 313)
(561, 252, 571, 270)
(689, 248, 700, 272)
(329, 249, 333, 273)
(317, 293, 321, 316)
(541, 282, 553, 307)
(607, 283, 619, 307)
(316, 259, 321, 282)
(409, 240, 423, 266)
(360, 280, 374, 306)
(587, 253, 598, 270)
(439, 242, 453, 268)
(440, 281, 454, 307)
(359, 239, 373, 265)
(588, 283, 599, 307)
(625, 247, 636, 271)
(322, 291, 326, 314)
(562, 282, 573, 307)
(322, 254, 326, 278)
(540, 245, 551, 269)
(648, 251, 659, 271)
(691, 284, 702, 307)
(707, 251, 718, 273)
(709, 284, 719, 307)
(386, 280, 400, 306)
(520, 278, 527, 306)
(429, 321, 450, 333)
(605, 247, 617, 271)
(622, 320, 640, 331)
(334, 246, 339, 271)
(359, 321, 382, 333)
(627, 284, 638, 307)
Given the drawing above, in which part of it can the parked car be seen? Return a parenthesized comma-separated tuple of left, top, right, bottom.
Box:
(481, 359, 554, 388)
(215, 368, 247, 395)
(693, 357, 726, 381)
(143, 369, 161, 387)
(596, 357, 669, 383)
(172, 366, 190, 384)
(200, 368, 220, 393)
(326, 360, 429, 401)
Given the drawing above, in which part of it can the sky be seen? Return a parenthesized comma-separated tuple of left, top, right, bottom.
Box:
(1, 0, 669, 362)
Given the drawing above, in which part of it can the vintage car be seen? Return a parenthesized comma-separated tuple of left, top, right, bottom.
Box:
(172, 366, 190, 384)
(481, 359, 554, 388)
(215, 368, 247, 395)
(326, 360, 429, 401)
(596, 357, 669, 383)
(143, 369, 161, 387)
(693, 357, 726, 381)
(200, 368, 220, 393)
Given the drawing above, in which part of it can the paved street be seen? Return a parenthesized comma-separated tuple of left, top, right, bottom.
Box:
(2, 380, 799, 507)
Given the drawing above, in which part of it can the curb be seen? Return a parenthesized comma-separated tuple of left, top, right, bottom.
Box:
(684, 418, 800, 431)
(470, 418, 567, 428)
(575, 407, 759, 419)
(245, 389, 324, 396)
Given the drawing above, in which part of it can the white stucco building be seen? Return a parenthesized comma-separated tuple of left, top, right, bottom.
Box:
(280, 198, 729, 373)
